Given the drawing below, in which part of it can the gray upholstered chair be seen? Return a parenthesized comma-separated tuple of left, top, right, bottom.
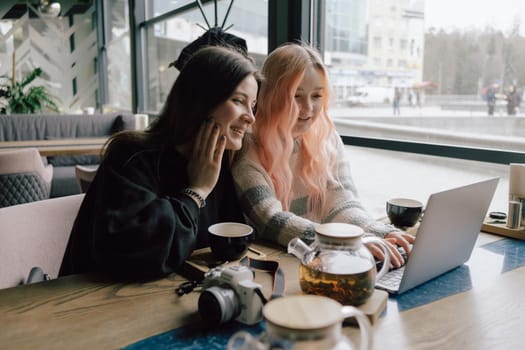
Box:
(75, 164, 98, 193)
(0, 194, 84, 289)
(0, 148, 53, 208)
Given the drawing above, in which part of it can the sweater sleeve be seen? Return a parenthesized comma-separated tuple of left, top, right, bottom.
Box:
(61, 149, 201, 280)
(232, 143, 316, 247)
(322, 132, 400, 238)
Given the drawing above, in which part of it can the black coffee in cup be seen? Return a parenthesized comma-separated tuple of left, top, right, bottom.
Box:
(208, 222, 254, 261)
(386, 198, 423, 228)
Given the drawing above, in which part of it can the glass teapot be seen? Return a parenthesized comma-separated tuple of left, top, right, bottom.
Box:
(227, 294, 372, 350)
(288, 223, 391, 306)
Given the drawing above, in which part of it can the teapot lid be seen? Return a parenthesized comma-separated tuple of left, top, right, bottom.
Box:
(315, 223, 364, 244)
(263, 295, 344, 332)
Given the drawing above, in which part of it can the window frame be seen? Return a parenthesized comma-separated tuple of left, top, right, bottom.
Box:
(127, 0, 524, 165)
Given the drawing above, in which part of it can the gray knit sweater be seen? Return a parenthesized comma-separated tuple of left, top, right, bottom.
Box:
(232, 131, 399, 247)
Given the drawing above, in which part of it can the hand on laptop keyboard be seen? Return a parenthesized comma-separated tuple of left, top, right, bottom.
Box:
(375, 246, 409, 271)
(383, 231, 415, 267)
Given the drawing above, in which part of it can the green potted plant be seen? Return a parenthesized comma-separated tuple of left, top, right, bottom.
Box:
(0, 67, 60, 114)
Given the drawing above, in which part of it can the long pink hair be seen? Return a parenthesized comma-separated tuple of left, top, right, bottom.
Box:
(254, 43, 336, 214)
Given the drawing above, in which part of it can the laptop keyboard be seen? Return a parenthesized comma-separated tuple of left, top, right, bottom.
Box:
(377, 265, 405, 290)
(375, 246, 409, 291)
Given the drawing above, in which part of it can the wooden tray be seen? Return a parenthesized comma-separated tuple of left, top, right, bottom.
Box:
(481, 218, 525, 240)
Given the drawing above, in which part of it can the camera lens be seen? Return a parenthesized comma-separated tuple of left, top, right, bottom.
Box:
(198, 286, 240, 325)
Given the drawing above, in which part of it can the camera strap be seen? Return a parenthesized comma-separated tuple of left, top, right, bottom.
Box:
(175, 256, 285, 300)
(239, 256, 285, 300)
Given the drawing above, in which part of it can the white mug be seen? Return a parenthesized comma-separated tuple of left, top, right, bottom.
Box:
(134, 114, 149, 130)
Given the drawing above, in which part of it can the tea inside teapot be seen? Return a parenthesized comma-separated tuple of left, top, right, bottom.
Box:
(299, 252, 376, 306)
(288, 223, 390, 306)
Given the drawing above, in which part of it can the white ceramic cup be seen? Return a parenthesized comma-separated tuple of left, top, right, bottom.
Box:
(134, 114, 149, 130)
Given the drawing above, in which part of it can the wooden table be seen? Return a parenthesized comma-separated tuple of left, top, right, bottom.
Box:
(0, 138, 108, 156)
(0, 234, 523, 350)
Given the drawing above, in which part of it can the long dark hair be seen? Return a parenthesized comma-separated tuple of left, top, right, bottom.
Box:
(106, 45, 259, 153)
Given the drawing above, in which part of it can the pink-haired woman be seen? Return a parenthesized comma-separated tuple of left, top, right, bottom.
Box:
(232, 43, 413, 267)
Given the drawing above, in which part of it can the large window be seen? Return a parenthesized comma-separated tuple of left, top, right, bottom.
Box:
(318, 0, 524, 215)
(323, 0, 525, 155)
(96, 0, 524, 167)
(141, 0, 268, 113)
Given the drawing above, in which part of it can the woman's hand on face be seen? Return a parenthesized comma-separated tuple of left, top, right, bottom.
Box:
(186, 119, 227, 199)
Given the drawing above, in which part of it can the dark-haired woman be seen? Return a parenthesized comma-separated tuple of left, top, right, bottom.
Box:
(60, 46, 259, 280)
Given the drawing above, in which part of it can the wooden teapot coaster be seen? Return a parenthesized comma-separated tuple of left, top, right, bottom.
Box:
(347, 289, 388, 326)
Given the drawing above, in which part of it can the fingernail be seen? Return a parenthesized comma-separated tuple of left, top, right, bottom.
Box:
(221, 135, 226, 141)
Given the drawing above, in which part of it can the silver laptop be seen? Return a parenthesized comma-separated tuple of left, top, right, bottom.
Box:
(376, 177, 499, 294)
